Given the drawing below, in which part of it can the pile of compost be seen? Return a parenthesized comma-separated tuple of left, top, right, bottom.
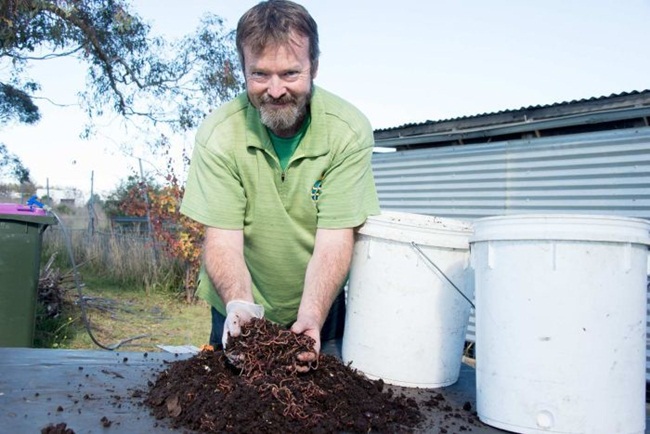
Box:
(145, 318, 423, 433)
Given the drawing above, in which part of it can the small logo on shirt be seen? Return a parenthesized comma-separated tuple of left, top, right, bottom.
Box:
(311, 178, 323, 202)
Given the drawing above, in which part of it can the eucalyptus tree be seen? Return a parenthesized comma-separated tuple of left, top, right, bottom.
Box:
(0, 0, 244, 176)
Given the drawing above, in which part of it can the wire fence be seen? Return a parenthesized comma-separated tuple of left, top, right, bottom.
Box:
(42, 225, 183, 293)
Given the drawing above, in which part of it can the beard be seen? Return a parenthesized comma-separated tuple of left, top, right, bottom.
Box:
(257, 89, 311, 136)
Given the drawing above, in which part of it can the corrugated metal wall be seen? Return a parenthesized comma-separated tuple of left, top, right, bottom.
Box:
(373, 127, 650, 220)
(371, 126, 650, 376)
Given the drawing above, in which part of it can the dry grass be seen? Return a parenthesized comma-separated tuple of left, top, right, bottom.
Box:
(43, 227, 182, 292)
(33, 204, 210, 352)
(43, 283, 211, 352)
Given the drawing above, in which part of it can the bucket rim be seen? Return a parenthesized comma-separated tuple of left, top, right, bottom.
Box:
(362, 211, 473, 233)
(358, 211, 473, 249)
(469, 213, 650, 245)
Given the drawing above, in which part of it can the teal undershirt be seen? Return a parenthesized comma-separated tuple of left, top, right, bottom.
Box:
(267, 115, 311, 170)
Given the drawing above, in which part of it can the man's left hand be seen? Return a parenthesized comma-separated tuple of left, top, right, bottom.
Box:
(290, 316, 320, 372)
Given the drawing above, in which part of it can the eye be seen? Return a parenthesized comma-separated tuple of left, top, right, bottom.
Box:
(248, 71, 268, 82)
(283, 71, 301, 81)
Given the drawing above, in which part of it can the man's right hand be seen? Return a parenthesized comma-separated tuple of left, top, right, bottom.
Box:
(222, 300, 264, 348)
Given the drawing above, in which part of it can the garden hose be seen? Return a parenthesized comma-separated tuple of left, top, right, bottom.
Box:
(28, 196, 148, 351)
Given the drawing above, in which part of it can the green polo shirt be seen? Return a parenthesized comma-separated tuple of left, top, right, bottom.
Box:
(180, 86, 380, 325)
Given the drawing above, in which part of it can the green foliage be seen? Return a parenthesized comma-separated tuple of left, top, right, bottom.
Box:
(1, 0, 244, 136)
(0, 82, 40, 124)
(102, 173, 160, 218)
(0, 143, 31, 183)
(33, 305, 78, 349)
(2, 1, 245, 204)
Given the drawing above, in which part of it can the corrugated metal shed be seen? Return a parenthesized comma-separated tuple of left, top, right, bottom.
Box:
(373, 128, 650, 220)
(370, 90, 650, 380)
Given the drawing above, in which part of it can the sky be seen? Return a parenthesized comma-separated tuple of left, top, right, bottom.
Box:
(1, 0, 649, 199)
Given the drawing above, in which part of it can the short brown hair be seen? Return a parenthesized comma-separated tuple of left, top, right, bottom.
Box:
(236, 0, 320, 74)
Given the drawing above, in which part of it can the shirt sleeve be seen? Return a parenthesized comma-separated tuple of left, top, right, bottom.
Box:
(180, 138, 246, 229)
(316, 145, 380, 229)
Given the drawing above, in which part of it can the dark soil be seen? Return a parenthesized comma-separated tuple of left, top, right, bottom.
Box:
(145, 318, 423, 433)
(41, 422, 75, 434)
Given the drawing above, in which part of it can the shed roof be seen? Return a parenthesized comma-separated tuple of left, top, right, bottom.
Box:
(374, 90, 650, 150)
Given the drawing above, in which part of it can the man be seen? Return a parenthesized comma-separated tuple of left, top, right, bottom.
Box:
(180, 0, 379, 366)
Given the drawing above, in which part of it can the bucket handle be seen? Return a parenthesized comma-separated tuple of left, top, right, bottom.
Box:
(410, 241, 475, 309)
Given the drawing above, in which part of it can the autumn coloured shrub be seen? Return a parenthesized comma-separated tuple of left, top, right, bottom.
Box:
(116, 172, 203, 302)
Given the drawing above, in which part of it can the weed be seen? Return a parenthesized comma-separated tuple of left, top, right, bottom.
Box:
(34, 304, 79, 348)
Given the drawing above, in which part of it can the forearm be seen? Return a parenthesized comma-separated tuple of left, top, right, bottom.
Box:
(203, 226, 253, 304)
(297, 228, 354, 328)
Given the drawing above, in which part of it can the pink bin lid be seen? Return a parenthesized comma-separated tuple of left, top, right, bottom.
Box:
(0, 203, 48, 216)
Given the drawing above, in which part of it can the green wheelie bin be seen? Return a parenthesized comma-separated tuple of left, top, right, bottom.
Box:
(0, 203, 57, 347)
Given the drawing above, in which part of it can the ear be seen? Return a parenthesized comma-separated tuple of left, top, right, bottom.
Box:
(311, 60, 319, 79)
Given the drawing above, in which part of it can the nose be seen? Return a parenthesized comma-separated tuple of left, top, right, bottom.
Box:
(267, 75, 287, 100)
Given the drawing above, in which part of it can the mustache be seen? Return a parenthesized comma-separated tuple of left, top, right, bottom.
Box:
(259, 94, 296, 105)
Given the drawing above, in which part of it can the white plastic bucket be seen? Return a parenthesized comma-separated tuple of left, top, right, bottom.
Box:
(342, 211, 474, 388)
(470, 214, 650, 434)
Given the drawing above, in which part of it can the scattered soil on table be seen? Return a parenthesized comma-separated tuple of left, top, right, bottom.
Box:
(41, 422, 75, 434)
(144, 318, 423, 433)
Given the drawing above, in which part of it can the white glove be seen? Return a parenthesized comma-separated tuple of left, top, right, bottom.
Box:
(222, 300, 264, 348)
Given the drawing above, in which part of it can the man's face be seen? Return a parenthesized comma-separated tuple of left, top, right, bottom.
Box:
(243, 34, 316, 137)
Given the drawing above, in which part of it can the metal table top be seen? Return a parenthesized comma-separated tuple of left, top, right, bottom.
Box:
(1, 347, 647, 433)
(0, 346, 509, 433)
